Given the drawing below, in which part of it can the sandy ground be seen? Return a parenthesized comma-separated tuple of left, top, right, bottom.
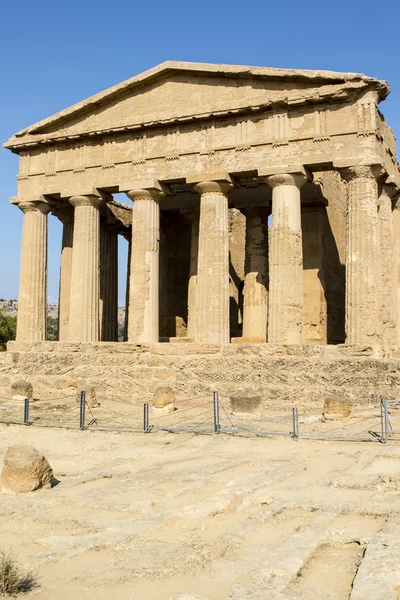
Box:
(1, 423, 400, 600)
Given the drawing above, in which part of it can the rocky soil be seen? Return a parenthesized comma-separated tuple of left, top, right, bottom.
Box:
(1, 422, 400, 599)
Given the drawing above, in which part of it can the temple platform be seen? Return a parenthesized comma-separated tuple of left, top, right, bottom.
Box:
(2, 342, 400, 407)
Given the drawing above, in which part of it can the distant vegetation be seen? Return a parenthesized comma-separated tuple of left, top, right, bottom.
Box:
(0, 311, 17, 350)
(47, 316, 58, 341)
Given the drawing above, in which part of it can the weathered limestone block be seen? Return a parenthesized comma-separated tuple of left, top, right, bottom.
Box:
(153, 386, 176, 414)
(323, 396, 352, 420)
(230, 396, 261, 414)
(1, 443, 54, 494)
(11, 379, 33, 402)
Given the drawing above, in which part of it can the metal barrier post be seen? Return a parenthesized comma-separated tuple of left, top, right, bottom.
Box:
(23, 398, 29, 425)
(384, 397, 389, 443)
(292, 407, 299, 440)
(213, 391, 220, 434)
(379, 396, 387, 444)
(79, 391, 86, 430)
(143, 402, 149, 433)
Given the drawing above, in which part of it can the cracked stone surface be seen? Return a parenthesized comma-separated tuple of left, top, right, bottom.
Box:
(1, 422, 400, 599)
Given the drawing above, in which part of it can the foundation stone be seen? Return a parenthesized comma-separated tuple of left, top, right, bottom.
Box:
(323, 396, 352, 420)
(11, 379, 33, 402)
(153, 386, 176, 414)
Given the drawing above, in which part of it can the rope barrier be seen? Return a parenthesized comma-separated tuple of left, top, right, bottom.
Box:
(154, 407, 212, 430)
(149, 401, 210, 421)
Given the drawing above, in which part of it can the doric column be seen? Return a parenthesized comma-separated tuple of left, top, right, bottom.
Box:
(185, 211, 200, 340)
(68, 195, 102, 342)
(339, 165, 383, 345)
(126, 182, 164, 343)
(393, 198, 400, 347)
(263, 168, 308, 343)
(123, 233, 131, 342)
(100, 222, 119, 341)
(301, 203, 327, 344)
(379, 184, 397, 346)
(16, 200, 50, 342)
(241, 206, 269, 342)
(54, 206, 74, 341)
(188, 174, 233, 343)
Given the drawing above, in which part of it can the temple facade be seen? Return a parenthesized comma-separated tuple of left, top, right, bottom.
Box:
(4, 61, 400, 347)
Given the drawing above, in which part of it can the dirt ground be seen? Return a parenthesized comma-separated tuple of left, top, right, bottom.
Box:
(1, 423, 400, 600)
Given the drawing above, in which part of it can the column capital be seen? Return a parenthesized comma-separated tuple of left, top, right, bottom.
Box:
(187, 172, 233, 196)
(122, 179, 165, 203)
(338, 164, 385, 183)
(260, 165, 309, 189)
(126, 188, 165, 203)
(69, 195, 103, 209)
(17, 200, 51, 215)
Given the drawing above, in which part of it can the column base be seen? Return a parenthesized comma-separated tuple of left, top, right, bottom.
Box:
(168, 337, 195, 343)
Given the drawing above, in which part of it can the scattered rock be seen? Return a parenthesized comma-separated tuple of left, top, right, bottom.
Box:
(323, 396, 352, 420)
(153, 386, 175, 414)
(1, 443, 54, 494)
(11, 379, 33, 402)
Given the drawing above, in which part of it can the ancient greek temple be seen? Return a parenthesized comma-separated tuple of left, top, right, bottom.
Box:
(5, 61, 400, 348)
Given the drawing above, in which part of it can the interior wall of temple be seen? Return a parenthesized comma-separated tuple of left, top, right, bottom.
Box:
(159, 211, 191, 338)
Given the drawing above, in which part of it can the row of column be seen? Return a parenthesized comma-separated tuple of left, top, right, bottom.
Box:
(15, 166, 400, 347)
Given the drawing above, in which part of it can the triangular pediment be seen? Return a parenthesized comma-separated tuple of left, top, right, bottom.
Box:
(4, 61, 388, 151)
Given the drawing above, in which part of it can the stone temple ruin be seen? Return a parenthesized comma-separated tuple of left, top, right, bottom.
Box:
(2, 61, 400, 404)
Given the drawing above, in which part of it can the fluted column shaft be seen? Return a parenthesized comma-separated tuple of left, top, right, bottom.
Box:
(100, 224, 119, 341)
(242, 207, 269, 341)
(193, 180, 232, 343)
(186, 212, 199, 339)
(68, 195, 102, 342)
(16, 201, 50, 342)
(56, 208, 74, 341)
(265, 172, 307, 343)
(126, 186, 164, 343)
(379, 185, 397, 346)
(123, 235, 131, 342)
(341, 166, 382, 345)
(393, 202, 400, 347)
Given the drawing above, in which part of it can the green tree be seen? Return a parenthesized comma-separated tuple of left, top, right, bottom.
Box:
(0, 312, 17, 351)
(47, 316, 58, 341)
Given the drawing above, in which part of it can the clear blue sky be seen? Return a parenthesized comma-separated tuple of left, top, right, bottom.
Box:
(1, 0, 399, 305)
